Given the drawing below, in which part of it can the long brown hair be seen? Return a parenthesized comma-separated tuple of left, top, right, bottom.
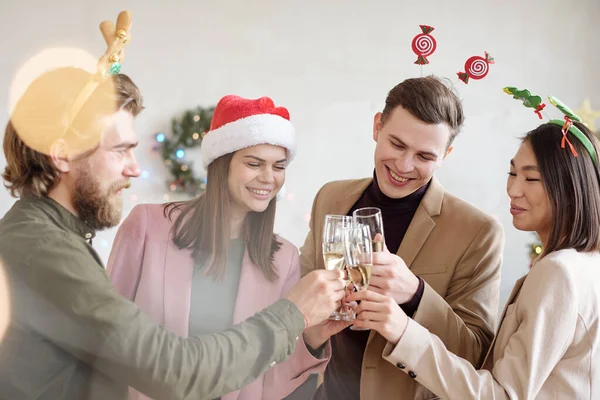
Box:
(524, 121, 600, 255)
(164, 152, 281, 280)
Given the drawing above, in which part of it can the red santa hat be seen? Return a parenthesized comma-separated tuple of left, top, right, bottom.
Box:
(200, 95, 297, 168)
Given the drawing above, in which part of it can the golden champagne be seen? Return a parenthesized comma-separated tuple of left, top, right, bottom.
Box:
(348, 263, 372, 291)
(323, 251, 345, 271)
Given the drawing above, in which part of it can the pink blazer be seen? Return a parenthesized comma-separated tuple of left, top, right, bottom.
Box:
(107, 203, 331, 400)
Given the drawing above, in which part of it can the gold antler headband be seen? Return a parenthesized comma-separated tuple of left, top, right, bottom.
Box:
(66, 11, 132, 126)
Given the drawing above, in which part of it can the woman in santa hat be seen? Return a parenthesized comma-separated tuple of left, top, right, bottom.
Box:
(107, 95, 347, 400)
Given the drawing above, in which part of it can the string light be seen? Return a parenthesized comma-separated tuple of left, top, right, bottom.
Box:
(141, 170, 149, 179)
(152, 106, 214, 195)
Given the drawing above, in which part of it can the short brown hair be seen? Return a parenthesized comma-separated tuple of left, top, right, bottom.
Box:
(165, 153, 281, 281)
(3, 68, 143, 198)
(525, 122, 600, 254)
(381, 75, 464, 146)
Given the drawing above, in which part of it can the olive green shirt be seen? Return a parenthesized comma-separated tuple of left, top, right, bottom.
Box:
(0, 196, 305, 399)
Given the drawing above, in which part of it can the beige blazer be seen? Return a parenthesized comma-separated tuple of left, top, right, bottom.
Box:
(300, 177, 504, 399)
(385, 248, 600, 399)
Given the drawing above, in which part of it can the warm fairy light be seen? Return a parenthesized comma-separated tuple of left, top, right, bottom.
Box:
(8, 47, 97, 114)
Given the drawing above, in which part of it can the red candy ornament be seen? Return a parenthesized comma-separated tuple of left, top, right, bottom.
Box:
(411, 25, 437, 65)
(457, 51, 494, 84)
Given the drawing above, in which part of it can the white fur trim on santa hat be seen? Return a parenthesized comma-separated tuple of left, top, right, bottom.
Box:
(200, 114, 296, 169)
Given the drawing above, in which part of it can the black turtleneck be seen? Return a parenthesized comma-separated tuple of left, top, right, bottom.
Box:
(314, 172, 429, 400)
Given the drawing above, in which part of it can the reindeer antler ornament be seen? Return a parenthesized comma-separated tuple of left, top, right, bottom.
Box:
(67, 11, 132, 123)
(98, 11, 131, 76)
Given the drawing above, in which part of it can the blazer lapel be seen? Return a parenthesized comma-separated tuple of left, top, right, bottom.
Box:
(163, 237, 195, 337)
(367, 178, 443, 347)
(232, 249, 277, 325)
(227, 250, 282, 400)
(396, 177, 444, 266)
(481, 274, 527, 370)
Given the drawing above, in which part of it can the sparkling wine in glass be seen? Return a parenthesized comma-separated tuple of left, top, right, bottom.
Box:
(343, 223, 373, 330)
(322, 214, 353, 321)
(353, 207, 385, 252)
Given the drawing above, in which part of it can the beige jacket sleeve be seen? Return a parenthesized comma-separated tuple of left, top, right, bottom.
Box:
(299, 186, 324, 278)
(382, 256, 578, 399)
(411, 219, 503, 366)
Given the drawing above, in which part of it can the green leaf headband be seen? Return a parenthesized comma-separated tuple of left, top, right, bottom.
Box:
(503, 87, 598, 166)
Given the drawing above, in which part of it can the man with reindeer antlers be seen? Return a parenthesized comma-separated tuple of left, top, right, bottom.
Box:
(0, 11, 345, 399)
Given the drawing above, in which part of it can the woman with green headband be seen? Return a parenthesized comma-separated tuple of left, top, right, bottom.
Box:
(347, 119, 600, 399)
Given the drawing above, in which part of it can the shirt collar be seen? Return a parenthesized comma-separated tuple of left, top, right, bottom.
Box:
(24, 196, 96, 241)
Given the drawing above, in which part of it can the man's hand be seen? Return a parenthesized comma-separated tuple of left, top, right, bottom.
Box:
(370, 244, 420, 304)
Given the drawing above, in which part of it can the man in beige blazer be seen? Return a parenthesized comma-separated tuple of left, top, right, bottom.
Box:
(300, 76, 504, 400)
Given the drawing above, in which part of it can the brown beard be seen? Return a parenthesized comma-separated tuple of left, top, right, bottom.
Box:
(72, 163, 130, 231)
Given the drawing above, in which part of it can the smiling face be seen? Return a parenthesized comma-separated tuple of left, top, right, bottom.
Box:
(227, 144, 287, 216)
(507, 141, 552, 239)
(372, 106, 453, 198)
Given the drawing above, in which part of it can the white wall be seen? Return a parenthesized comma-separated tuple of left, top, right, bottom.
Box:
(1, 0, 599, 309)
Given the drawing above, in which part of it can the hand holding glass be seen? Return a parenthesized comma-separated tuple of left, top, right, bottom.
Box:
(322, 214, 353, 321)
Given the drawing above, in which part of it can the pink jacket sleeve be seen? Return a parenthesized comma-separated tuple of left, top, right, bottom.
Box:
(262, 245, 332, 400)
(106, 205, 147, 301)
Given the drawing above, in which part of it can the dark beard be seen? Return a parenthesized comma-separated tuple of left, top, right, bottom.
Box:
(72, 166, 128, 231)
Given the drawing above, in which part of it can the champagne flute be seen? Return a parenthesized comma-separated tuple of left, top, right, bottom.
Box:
(353, 207, 385, 252)
(322, 214, 353, 321)
(343, 223, 373, 330)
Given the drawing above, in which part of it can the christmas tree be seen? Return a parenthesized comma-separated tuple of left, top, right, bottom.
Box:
(154, 106, 214, 196)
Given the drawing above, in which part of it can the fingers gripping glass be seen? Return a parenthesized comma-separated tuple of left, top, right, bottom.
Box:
(343, 223, 373, 330)
(322, 214, 353, 321)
